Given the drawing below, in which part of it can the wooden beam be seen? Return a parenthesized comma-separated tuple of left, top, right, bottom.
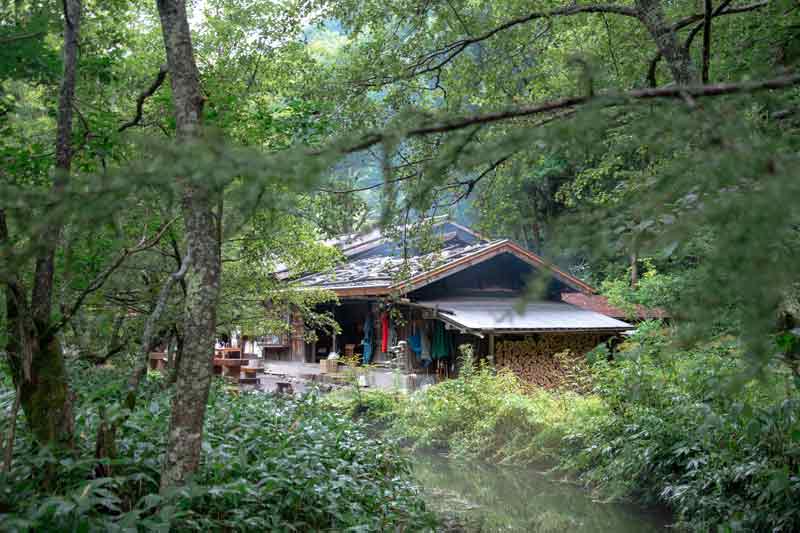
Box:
(392, 240, 596, 296)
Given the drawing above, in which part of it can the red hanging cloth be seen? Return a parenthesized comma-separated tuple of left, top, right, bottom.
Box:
(380, 313, 389, 353)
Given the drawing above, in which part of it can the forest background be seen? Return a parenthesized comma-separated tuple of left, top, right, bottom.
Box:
(1, 0, 799, 530)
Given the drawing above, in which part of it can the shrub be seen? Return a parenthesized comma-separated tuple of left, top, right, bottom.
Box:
(324, 388, 402, 426)
(0, 364, 436, 532)
(393, 347, 606, 465)
(562, 334, 800, 532)
(388, 331, 800, 531)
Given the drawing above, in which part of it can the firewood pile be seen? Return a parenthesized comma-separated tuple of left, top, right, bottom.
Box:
(495, 333, 609, 390)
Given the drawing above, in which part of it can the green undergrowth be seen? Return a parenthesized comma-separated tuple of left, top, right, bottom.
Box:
(0, 363, 436, 532)
(327, 324, 800, 532)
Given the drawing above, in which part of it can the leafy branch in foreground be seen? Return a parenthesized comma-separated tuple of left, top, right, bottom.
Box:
(334, 73, 800, 154)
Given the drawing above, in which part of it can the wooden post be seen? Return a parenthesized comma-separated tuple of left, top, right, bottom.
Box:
(374, 307, 383, 362)
(488, 333, 495, 366)
(290, 311, 305, 362)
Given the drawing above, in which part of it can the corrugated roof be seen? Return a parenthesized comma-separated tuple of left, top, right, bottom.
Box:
(416, 298, 633, 332)
(560, 292, 668, 320)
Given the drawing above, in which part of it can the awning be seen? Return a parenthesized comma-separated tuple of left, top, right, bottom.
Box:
(415, 298, 633, 333)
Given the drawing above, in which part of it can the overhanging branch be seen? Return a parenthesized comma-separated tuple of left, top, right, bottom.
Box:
(370, 3, 637, 83)
(340, 74, 800, 154)
(118, 65, 169, 133)
(647, 0, 753, 87)
(0, 31, 45, 44)
(671, 0, 769, 31)
(49, 217, 178, 338)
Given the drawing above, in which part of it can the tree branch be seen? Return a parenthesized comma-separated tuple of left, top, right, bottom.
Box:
(124, 247, 191, 410)
(646, 0, 748, 87)
(118, 65, 169, 133)
(672, 0, 769, 31)
(49, 217, 178, 337)
(684, 0, 735, 51)
(341, 74, 800, 155)
(391, 3, 637, 81)
(317, 172, 420, 194)
(453, 154, 512, 201)
(0, 210, 31, 321)
(0, 31, 45, 44)
(169, 233, 187, 296)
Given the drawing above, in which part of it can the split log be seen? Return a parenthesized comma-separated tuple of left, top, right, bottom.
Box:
(494, 333, 609, 390)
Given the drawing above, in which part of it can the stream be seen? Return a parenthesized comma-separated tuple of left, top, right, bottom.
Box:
(414, 455, 670, 532)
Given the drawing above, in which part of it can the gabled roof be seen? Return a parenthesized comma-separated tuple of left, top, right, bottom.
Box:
(295, 239, 596, 297)
(294, 240, 495, 295)
(273, 217, 483, 280)
(395, 240, 595, 295)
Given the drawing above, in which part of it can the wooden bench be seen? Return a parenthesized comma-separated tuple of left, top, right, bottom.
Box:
(242, 366, 263, 379)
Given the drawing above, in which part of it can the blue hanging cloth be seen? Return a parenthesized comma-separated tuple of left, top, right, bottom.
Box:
(362, 316, 374, 364)
(407, 332, 422, 356)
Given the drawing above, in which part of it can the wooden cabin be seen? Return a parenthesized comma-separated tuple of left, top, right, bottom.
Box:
(263, 220, 632, 387)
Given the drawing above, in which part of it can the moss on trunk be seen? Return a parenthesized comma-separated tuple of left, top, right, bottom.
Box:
(15, 336, 75, 448)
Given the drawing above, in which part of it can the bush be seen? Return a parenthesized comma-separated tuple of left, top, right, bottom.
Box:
(324, 388, 402, 426)
(387, 331, 800, 531)
(392, 348, 606, 465)
(563, 332, 800, 532)
(0, 364, 436, 532)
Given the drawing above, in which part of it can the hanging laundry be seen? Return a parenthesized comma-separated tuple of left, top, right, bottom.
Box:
(420, 321, 432, 361)
(432, 321, 450, 360)
(362, 315, 373, 364)
(388, 320, 397, 351)
(407, 334, 422, 354)
(380, 313, 389, 353)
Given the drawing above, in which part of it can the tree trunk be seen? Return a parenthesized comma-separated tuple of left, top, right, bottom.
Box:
(635, 0, 698, 85)
(155, 0, 221, 490)
(701, 0, 712, 83)
(5, 283, 75, 447)
(169, 327, 184, 385)
(2, 0, 81, 449)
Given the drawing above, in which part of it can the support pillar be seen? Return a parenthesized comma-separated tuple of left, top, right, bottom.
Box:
(290, 311, 305, 362)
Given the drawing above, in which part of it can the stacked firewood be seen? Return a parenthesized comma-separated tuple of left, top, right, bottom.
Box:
(495, 333, 609, 390)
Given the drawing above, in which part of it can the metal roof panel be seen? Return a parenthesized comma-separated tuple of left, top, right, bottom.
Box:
(415, 298, 633, 332)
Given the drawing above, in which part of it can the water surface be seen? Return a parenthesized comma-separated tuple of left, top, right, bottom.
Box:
(414, 455, 669, 532)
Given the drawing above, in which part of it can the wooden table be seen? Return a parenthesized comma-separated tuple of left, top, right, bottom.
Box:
(213, 357, 244, 380)
(149, 352, 167, 371)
